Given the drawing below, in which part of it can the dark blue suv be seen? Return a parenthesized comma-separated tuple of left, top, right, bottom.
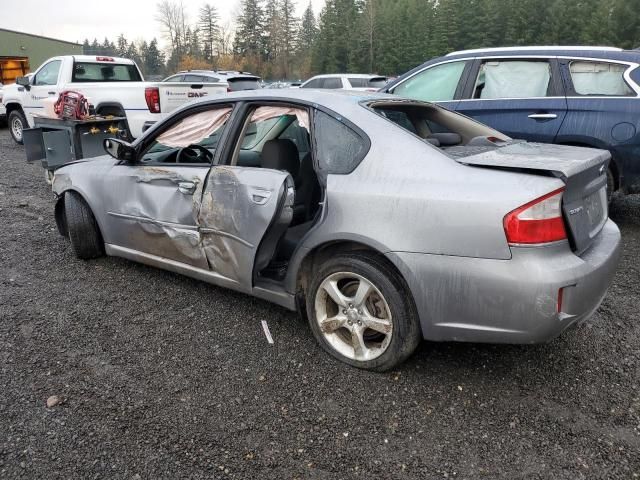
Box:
(384, 46, 640, 196)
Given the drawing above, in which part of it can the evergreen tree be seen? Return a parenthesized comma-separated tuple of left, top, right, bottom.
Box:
(199, 4, 220, 61)
(234, 0, 266, 57)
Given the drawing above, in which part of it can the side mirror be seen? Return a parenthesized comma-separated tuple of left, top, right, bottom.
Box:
(103, 138, 135, 162)
(16, 76, 31, 90)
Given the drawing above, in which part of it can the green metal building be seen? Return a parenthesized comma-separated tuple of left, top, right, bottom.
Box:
(0, 28, 82, 83)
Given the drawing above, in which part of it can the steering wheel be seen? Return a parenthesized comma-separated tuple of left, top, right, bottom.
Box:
(176, 144, 214, 164)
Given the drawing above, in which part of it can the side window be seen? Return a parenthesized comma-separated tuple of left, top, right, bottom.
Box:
(322, 77, 342, 89)
(473, 60, 551, 99)
(34, 60, 62, 86)
(302, 78, 323, 88)
(142, 106, 233, 162)
(313, 110, 368, 175)
(392, 61, 467, 102)
(569, 61, 634, 96)
(184, 74, 205, 82)
(164, 75, 184, 82)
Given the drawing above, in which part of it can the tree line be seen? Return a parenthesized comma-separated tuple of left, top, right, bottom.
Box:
(84, 0, 640, 80)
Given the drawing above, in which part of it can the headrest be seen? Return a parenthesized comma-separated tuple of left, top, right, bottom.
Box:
(261, 139, 300, 177)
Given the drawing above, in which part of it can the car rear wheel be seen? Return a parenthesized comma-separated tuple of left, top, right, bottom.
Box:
(64, 191, 104, 260)
(8, 110, 27, 144)
(306, 252, 421, 371)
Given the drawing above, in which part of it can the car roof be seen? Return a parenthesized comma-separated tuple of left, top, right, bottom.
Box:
(445, 46, 623, 56)
(178, 88, 400, 117)
(441, 45, 640, 62)
(174, 70, 260, 78)
(308, 73, 386, 79)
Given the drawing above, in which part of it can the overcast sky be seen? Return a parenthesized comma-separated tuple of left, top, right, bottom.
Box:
(1, 0, 325, 49)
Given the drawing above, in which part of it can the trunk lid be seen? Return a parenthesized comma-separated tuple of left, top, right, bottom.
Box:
(448, 141, 610, 255)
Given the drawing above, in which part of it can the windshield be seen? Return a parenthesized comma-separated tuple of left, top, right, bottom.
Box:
(72, 62, 142, 82)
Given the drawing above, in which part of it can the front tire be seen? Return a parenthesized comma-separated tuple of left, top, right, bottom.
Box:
(8, 110, 27, 145)
(64, 192, 104, 260)
(306, 252, 421, 372)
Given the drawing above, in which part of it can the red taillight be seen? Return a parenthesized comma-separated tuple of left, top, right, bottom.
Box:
(503, 188, 567, 244)
(227, 87, 232, 93)
(96, 56, 115, 62)
(145, 87, 161, 113)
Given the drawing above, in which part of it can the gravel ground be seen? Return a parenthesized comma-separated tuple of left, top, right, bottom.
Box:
(0, 126, 639, 480)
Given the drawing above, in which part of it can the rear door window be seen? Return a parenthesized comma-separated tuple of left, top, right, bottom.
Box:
(393, 61, 467, 102)
(569, 61, 634, 96)
(322, 77, 342, 89)
(313, 110, 368, 174)
(473, 60, 551, 99)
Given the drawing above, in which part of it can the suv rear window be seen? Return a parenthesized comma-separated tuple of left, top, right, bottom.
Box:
(73, 62, 142, 82)
(569, 61, 634, 96)
(227, 77, 260, 91)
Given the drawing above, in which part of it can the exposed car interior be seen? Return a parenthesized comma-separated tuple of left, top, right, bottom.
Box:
(371, 101, 511, 158)
(231, 105, 322, 281)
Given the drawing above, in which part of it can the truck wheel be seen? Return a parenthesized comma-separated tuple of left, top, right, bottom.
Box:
(8, 110, 27, 144)
(64, 191, 104, 260)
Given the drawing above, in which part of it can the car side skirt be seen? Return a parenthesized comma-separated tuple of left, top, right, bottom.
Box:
(105, 244, 297, 311)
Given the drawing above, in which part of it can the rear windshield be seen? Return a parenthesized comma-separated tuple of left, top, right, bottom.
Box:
(227, 78, 261, 91)
(370, 102, 508, 150)
(72, 62, 142, 82)
(349, 77, 388, 88)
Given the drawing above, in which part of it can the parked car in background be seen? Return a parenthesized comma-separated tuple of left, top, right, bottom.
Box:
(51, 89, 619, 371)
(384, 46, 640, 197)
(163, 70, 261, 92)
(300, 74, 389, 91)
(263, 81, 302, 89)
(1, 56, 226, 144)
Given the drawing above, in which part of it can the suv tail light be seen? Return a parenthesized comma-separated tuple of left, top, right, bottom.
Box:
(145, 87, 161, 113)
(503, 188, 567, 244)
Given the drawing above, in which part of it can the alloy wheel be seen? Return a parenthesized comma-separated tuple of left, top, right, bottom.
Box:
(314, 272, 393, 362)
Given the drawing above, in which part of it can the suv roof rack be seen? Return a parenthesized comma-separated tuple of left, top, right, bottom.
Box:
(446, 46, 623, 56)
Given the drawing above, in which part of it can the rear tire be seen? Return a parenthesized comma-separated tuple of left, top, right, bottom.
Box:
(8, 110, 27, 145)
(64, 192, 104, 260)
(306, 252, 421, 372)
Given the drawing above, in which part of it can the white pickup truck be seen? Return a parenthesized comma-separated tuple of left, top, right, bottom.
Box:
(1, 55, 227, 144)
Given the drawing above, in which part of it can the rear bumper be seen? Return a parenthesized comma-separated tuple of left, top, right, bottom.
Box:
(389, 219, 621, 343)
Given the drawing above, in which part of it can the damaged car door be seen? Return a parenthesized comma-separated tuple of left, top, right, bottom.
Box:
(101, 106, 234, 269)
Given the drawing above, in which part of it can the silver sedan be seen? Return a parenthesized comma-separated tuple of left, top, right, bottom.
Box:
(51, 89, 621, 371)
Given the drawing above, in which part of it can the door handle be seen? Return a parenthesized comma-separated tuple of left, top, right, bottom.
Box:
(248, 188, 272, 205)
(48, 91, 56, 95)
(178, 181, 196, 195)
(528, 113, 558, 120)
